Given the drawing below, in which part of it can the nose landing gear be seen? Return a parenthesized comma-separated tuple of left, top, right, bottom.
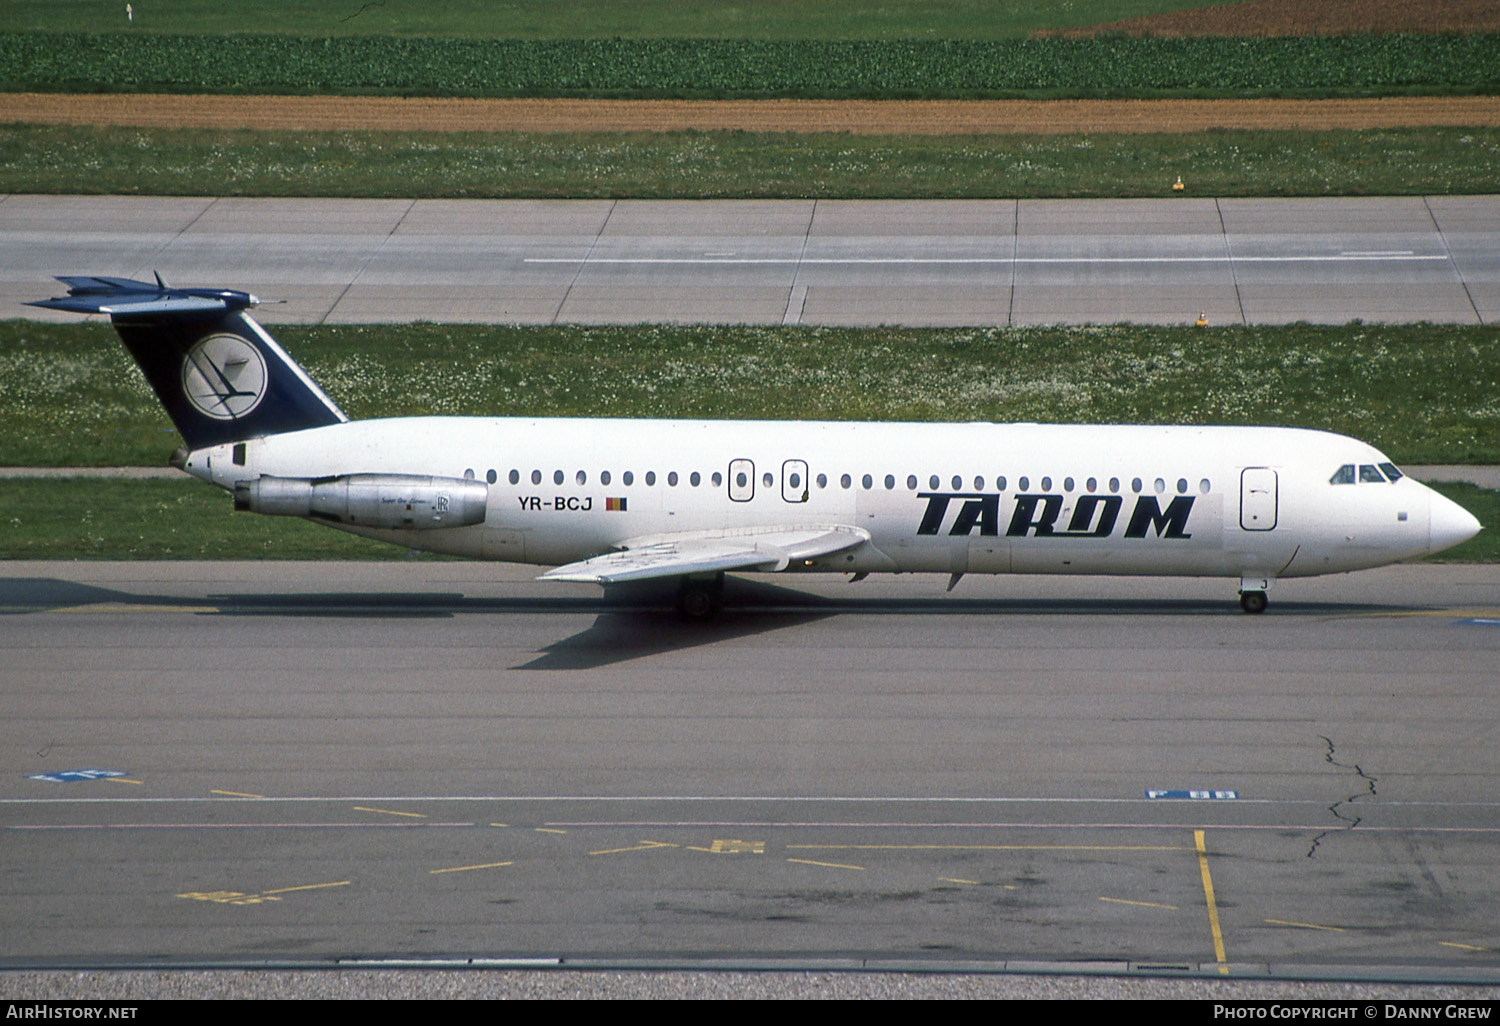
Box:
(1238, 574, 1272, 614)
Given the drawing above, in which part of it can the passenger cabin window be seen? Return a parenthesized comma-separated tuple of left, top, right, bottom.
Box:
(1330, 464, 1356, 485)
(601, 470, 611, 485)
(1359, 464, 1386, 483)
(509, 469, 520, 485)
(623, 471, 634, 486)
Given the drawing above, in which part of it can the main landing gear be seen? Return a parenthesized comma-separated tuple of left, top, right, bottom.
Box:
(676, 573, 724, 622)
(1238, 574, 1272, 614)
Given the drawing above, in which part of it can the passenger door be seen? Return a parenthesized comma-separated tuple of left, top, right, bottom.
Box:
(1240, 467, 1278, 531)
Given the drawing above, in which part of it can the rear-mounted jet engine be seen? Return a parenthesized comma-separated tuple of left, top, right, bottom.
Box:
(234, 474, 488, 530)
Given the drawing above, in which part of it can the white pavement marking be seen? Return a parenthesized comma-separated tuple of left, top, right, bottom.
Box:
(526, 255, 1448, 265)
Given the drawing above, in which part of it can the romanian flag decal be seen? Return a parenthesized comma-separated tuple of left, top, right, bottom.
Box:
(606, 497, 627, 512)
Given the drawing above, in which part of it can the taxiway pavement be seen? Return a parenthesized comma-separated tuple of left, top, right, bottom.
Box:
(5, 195, 1496, 326)
(3, 561, 1498, 977)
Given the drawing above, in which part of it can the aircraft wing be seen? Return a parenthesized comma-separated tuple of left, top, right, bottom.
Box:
(538, 524, 870, 584)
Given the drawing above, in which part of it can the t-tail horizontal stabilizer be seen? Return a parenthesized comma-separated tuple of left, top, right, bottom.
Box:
(29, 275, 347, 450)
(32, 275, 259, 317)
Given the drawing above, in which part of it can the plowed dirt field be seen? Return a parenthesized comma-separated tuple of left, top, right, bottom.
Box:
(5, 93, 1500, 134)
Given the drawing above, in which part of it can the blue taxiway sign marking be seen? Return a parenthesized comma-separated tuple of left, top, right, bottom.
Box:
(26, 769, 127, 783)
(1146, 789, 1238, 800)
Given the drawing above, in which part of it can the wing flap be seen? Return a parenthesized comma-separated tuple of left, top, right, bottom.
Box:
(539, 524, 870, 584)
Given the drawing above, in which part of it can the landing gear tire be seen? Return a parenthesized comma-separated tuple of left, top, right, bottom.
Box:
(1239, 590, 1268, 614)
(676, 578, 723, 622)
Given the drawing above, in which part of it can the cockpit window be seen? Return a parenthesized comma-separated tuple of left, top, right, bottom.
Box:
(1359, 464, 1386, 483)
(1330, 464, 1356, 485)
(1379, 462, 1404, 482)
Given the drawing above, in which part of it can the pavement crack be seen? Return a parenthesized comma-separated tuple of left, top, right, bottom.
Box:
(1309, 735, 1378, 858)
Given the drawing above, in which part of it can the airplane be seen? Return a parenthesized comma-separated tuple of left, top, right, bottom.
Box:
(32, 275, 1482, 618)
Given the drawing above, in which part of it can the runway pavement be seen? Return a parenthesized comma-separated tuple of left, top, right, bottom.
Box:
(4, 195, 1496, 326)
(3, 560, 1499, 979)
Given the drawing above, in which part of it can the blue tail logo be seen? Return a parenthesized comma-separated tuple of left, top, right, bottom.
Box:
(30, 276, 346, 450)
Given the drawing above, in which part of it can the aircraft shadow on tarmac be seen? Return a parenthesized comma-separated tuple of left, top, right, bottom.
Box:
(0, 574, 1426, 620)
(0, 575, 1436, 670)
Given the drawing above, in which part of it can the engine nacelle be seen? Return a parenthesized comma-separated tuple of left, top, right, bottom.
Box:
(234, 474, 487, 530)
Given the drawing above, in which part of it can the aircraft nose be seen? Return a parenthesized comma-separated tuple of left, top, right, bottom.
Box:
(1428, 489, 1482, 556)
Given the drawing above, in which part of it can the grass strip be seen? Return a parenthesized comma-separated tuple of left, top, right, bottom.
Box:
(0, 477, 417, 560)
(1, 477, 1491, 561)
(5, 33, 1497, 100)
(3, 320, 1497, 468)
(4, 125, 1498, 199)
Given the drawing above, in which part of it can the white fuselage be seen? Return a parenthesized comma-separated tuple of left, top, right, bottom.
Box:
(180, 417, 1479, 585)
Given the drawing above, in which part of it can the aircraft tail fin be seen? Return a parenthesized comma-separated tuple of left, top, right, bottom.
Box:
(30, 276, 347, 450)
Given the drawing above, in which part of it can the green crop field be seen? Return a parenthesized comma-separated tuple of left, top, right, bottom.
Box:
(6, 125, 1496, 200)
(5, 32, 1496, 99)
(4, 320, 1497, 468)
(0, 1, 1230, 41)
